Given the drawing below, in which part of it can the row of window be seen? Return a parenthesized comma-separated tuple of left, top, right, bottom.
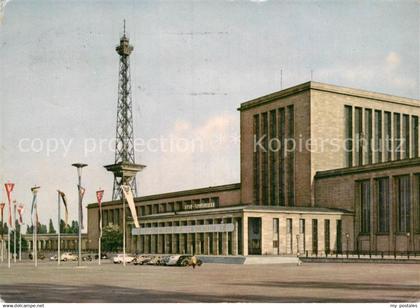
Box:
(253, 105, 295, 206)
(345, 106, 419, 167)
(359, 174, 420, 234)
(100, 197, 220, 227)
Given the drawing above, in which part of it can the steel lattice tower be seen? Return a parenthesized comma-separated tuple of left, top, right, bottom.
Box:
(108, 21, 145, 200)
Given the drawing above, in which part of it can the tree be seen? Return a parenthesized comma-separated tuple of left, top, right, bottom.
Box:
(101, 223, 123, 252)
(26, 224, 33, 234)
(9, 223, 28, 252)
(0, 222, 8, 235)
(48, 219, 56, 234)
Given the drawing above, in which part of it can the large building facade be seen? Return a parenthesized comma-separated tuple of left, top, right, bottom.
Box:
(87, 81, 420, 255)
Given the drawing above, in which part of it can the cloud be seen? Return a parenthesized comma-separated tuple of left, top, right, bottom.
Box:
(316, 51, 416, 95)
(385, 51, 401, 69)
(139, 113, 240, 195)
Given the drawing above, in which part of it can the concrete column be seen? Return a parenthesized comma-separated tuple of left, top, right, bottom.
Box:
(171, 233, 177, 254)
(242, 215, 248, 256)
(222, 219, 228, 255)
(186, 221, 192, 254)
(212, 219, 219, 255)
(318, 219, 325, 254)
(232, 218, 239, 255)
(305, 219, 312, 255)
(203, 220, 210, 255)
(331, 219, 337, 253)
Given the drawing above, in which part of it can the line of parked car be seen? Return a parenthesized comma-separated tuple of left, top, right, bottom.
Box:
(46, 252, 109, 262)
(113, 254, 203, 267)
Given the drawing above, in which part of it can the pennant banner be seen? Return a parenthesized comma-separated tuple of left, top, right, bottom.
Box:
(17, 204, 24, 225)
(5, 183, 14, 228)
(96, 190, 104, 235)
(121, 185, 139, 228)
(58, 191, 69, 226)
(78, 185, 85, 230)
(31, 186, 40, 227)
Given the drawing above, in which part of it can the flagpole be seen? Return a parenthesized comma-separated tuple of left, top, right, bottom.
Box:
(1, 207, 3, 263)
(72, 163, 87, 267)
(13, 201, 16, 263)
(99, 203, 102, 266)
(57, 191, 61, 266)
(8, 225, 10, 268)
(123, 189, 126, 267)
(19, 227, 21, 261)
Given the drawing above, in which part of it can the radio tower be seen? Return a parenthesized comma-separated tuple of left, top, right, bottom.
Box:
(105, 20, 145, 200)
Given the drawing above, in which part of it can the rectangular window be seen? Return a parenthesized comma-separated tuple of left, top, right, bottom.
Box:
(210, 197, 220, 207)
(336, 220, 342, 253)
(344, 105, 353, 167)
(278, 108, 286, 206)
(412, 116, 419, 158)
(262, 112, 269, 205)
(312, 219, 318, 254)
(396, 175, 411, 233)
(324, 220, 330, 253)
(253, 114, 260, 204)
(384, 112, 392, 161)
(355, 107, 363, 166)
(376, 177, 390, 233)
(273, 218, 279, 235)
(365, 109, 373, 164)
(416, 175, 420, 233)
(403, 114, 410, 159)
(360, 180, 371, 233)
(394, 113, 401, 160)
(270, 110, 277, 205)
(374, 110, 382, 163)
(287, 105, 295, 206)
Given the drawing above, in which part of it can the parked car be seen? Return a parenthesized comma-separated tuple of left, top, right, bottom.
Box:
(177, 255, 203, 267)
(29, 252, 45, 260)
(133, 255, 152, 265)
(94, 253, 108, 260)
(166, 255, 182, 266)
(82, 254, 93, 261)
(49, 255, 58, 261)
(146, 255, 164, 265)
(161, 255, 170, 265)
(113, 254, 135, 264)
(60, 252, 78, 261)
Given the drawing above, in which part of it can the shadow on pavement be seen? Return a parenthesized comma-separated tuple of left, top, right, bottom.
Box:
(0, 283, 414, 303)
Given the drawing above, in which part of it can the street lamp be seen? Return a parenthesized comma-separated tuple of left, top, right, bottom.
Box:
(345, 233, 350, 258)
(406, 232, 410, 258)
(72, 163, 87, 267)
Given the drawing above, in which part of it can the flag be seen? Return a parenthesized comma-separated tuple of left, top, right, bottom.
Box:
(30, 186, 40, 227)
(58, 191, 69, 226)
(0, 203, 4, 222)
(78, 185, 85, 230)
(121, 185, 139, 228)
(96, 190, 104, 236)
(17, 204, 24, 225)
(5, 183, 14, 227)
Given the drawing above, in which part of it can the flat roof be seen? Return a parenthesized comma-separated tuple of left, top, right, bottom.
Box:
(238, 81, 420, 111)
(315, 157, 420, 179)
(87, 183, 241, 208)
(134, 205, 353, 221)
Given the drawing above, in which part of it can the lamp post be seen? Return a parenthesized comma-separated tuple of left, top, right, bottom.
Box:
(72, 163, 87, 267)
(13, 200, 16, 263)
(345, 233, 350, 258)
(406, 232, 410, 258)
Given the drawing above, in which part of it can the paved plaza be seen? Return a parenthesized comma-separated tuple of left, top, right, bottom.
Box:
(0, 260, 419, 303)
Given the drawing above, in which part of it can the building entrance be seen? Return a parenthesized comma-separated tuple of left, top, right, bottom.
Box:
(248, 217, 262, 255)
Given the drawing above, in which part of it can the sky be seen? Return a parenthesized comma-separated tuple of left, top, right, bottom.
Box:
(0, 0, 419, 231)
